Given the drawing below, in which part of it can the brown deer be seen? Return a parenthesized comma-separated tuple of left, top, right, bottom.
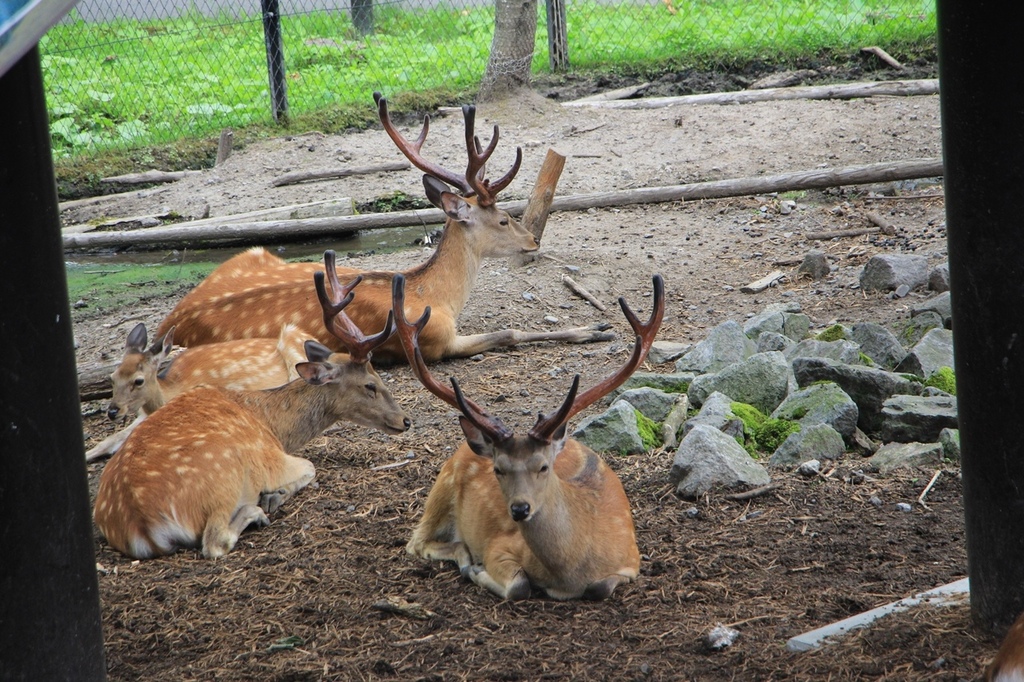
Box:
(93, 273, 411, 559)
(394, 271, 664, 600)
(988, 610, 1024, 681)
(86, 322, 310, 461)
(154, 93, 612, 364)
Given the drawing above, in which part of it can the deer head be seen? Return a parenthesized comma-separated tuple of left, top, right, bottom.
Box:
(107, 323, 174, 420)
(374, 92, 538, 258)
(392, 272, 665, 521)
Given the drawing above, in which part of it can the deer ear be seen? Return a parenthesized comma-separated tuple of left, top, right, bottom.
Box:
(459, 416, 497, 457)
(126, 323, 147, 351)
(423, 175, 470, 222)
(303, 340, 333, 363)
(155, 327, 175, 358)
(295, 362, 339, 386)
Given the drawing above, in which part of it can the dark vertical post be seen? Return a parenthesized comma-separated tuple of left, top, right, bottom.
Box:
(0, 47, 106, 681)
(351, 0, 374, 36)
(937, 1, 1024, 633)
(261, 0, 289, 122)
(545, 0, 568, 71)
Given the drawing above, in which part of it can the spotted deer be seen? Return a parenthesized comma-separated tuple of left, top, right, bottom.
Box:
(154, 93, 612, 364)
(85, 322, 310, 461)
(988, 610, 1024, 681)
(394, 272, 664, 600)
(93, 273, 411, 559)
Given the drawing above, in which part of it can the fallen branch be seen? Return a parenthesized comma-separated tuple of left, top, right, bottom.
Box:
(271, 161, 410, 187)
(510, 148, 566, 266)
(805, 227, 881, 241)
(740, 270, 785, 293)
(100, 169, 203, 185)
(563, 79, 938, 110)
(561, 275, 607, 311)
(866, 211, 897, 234)
(62, 158, 943, 252)
(917, 469, 943, 510)
(725, 482, 782, 502)
(861, 46, 903, 70)
(566, 82, 651, 104)
(59, 187, 170, 212)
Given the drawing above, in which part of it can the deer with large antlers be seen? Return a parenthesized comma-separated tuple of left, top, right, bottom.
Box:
(85, 322, 311, 461)
(154, 93, 612, 363)
(395, 272, 664, 600)
(94, 273, 411, 559)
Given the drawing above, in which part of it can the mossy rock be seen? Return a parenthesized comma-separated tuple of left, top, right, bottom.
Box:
(816, 324, 847, 342)
(729, 401, 766, 435)
(924, 366, 956, 395)
(634, 409, 662, 450)
(753, 418, 801, 452)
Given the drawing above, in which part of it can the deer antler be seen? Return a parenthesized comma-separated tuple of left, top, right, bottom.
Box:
(392, 274, 512, 441)
(374, 92, 522, 207)
(529, 274, 666, 443)
(314, 250, 395, 363)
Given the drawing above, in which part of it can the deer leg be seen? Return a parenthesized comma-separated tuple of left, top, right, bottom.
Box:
(202, 505, 270, 559)
(85, 413, 147, 461)
(464, 560, 531, 600)
(581, 574, 632, 601)
(258, 455, 315, 514)
(445, 323, 615, 358)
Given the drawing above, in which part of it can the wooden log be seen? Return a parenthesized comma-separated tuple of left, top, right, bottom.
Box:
(805, 227, 880, 240)
(270, 161, 410, 187)
(78, 362, 115, 402)
(561, 274, 607, 311)
(510, 148, 566, 266)
(59, 187, 170, 212)
(215, 128, 234, 166)
(568, 82, 650, 104)
(62, 158, 943, 252)
(563, 79, 939, 109)
(100, 169, 203, 184)
(153, 198, 355, 229)
(740, 270, 785, 293)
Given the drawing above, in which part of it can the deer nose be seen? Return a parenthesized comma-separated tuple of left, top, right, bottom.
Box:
(106, 406, 121, 420)
(403, 417, 411, 430)
(510, 502, 531, 522)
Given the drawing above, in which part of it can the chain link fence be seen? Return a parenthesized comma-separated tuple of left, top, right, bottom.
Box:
(39, 0, 935, 158)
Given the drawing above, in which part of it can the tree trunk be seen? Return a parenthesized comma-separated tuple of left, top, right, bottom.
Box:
(479, 0, 537, 101)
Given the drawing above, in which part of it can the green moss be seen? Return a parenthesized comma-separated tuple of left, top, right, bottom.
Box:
(858, 352, 875, 367)
(753, 419, 801, 452)
(816, 324, 847, 342)
(634, 409, 662, 450)
(924, 366, 957, 395)
(729, 402, 766, 436)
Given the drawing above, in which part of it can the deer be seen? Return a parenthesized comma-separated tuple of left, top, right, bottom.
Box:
(988, 610, 1024, 681)
(154, 92, 614, 364)
(393, 271, 664, 600)
(93, 271, 412, 559)
(85, 322, 311, 461)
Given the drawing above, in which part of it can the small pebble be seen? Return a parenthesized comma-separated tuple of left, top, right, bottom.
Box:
(522, 291, 536, 301)
(543, 315, 559, 324)
(683, 507, 699, 519)
(896, 502, 913, 512)
(869, 495, 883, 507)
(797, 460, 821, 477)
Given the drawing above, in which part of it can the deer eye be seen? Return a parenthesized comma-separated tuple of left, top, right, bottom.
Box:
(493, 467, 504, 477)
(133, 377, 145, 387)
(499, 219, 509, 226)
(539, 464, 550, 474)
(364, 383, 378, 396)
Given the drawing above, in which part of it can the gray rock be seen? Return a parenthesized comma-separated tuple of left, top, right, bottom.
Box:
(612, 372, 695, 400)
(670, 425, 771, 498)
(743, 304, 810, 343)
(866, 441, 944, 474)
(792, 356, 924, 432)
(687, 351, 792, 414)
(769, 423, 846, 468)
(859, 254, 930, 292)
(899, 311, 944, 347)
(682, 391, 746, 440)
(912, 291, 952, 328)
(895, 328, 954, 379)
(939, 428, 960, 462)
(797, 250, 831, 280)
(675, 320, 756, 374)
(617, 387, 678, 423)
(756, 331, 793, 353)
(649, 341, 691, 365)
(573, 400, 646, 455)
(797, 459, 822, 477)
(785, 338, 864, 365)
(877, 394, 958, 443)
(929, 262, 950, 292)
(770, 382, 859, 438)
(850, 322, 907, 370)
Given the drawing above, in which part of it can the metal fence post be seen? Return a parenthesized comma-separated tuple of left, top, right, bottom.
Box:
(545, 0, 569, 71)
(352, 0, 374, 36)
(261, 0, 289, 122)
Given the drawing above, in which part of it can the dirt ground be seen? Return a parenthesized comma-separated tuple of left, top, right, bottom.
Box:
(70, 69, 1000, 681)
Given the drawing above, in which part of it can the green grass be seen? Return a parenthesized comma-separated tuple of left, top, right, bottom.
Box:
(40, 0, 936, 162)
(66, 260, 217, 318)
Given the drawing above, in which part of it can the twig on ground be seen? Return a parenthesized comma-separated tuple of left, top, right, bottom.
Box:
(918, 470, 943, 510)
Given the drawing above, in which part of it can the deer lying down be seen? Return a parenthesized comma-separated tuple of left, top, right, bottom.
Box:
(154, 93, 613, 364)
(394, 272, 665, 600)
(86, 322, 310, 461)
(94, 275, 411, 559)
(988, 610, 1024, 681)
